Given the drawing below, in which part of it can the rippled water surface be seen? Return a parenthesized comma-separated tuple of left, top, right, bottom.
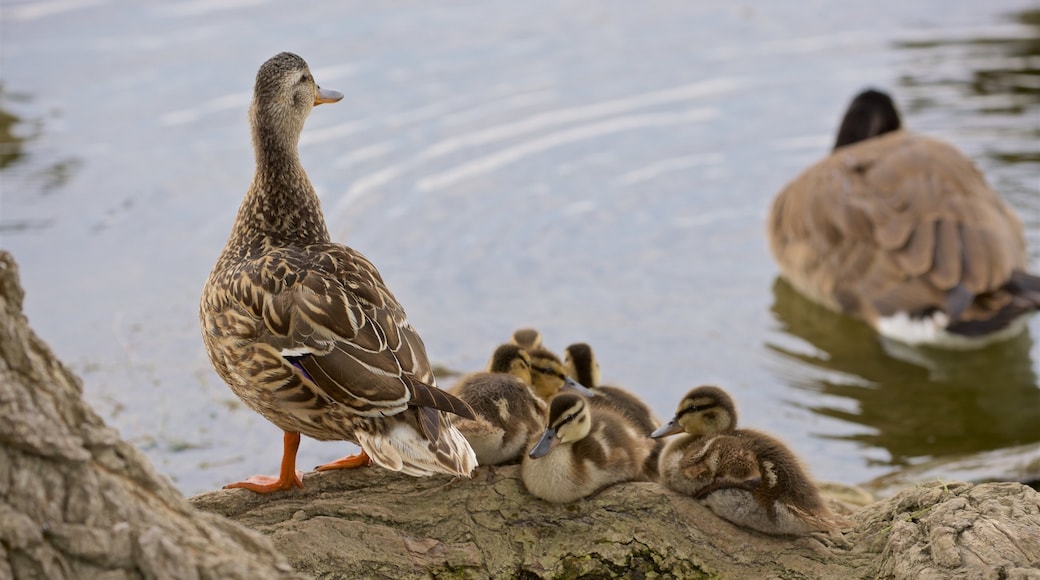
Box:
(2, 0, 1038, 495)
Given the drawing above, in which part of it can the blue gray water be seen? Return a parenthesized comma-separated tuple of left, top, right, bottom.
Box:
(2, 0, 1038, 495)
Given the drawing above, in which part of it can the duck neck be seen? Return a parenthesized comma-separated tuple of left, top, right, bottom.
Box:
(227, 117, 331, 253)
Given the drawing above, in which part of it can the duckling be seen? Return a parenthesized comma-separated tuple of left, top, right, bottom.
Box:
(562, 342, 660, 435)
(768, 88, 1040, 347)
(526, 347, 593, 401)
(449, 345, 547, 466)
(509, 327, 543, 351)
(199, 52, 477, 493)
(522, 392, 654, 503)
(651, 385, 838, 535)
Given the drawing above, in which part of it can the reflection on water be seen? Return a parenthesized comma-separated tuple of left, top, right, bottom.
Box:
(897, 8, 1040, 186)
(0, 85, 30, 170)
(0, 84, 83, 234)
(767, 278, 1040, 468)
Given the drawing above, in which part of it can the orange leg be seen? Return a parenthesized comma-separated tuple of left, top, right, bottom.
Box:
(224, 431, 305, 493)
(315, 448, 372, 471)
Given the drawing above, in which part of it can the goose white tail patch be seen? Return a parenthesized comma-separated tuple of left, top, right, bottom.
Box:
(876, 311, 1028, 350)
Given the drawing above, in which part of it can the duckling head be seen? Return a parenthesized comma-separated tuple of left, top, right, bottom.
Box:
(562, 342, 601, 389)
(651, 385, 737, 438)
(485, 343, 533, 384)
(249, 52, 343, 154)
(509, 327, 543, 351)
(528, 393, 592, 458)
(528, 348, 594, 400)
(833, 88, 901, 150)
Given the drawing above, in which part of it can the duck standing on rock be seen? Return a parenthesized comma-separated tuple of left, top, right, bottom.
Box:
(768, 88, 1040, 347)
(200, 52, 477, 493)
(652, 385, 839, 535)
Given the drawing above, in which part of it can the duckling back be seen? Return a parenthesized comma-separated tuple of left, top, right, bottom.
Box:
(451, 372, 546, 466)
(563, 343, 660, 435)
(698, 430, 837, 536)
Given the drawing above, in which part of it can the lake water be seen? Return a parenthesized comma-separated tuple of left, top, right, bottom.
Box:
(2, 0, 1038, 496)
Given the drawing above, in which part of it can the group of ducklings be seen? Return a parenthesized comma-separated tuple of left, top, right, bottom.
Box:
(447, 328, 840, 536)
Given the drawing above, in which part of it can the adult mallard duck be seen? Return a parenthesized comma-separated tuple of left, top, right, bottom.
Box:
(651, 386, 839, 535)
(200, 52, 477, 493)
(767, 88, 1040, 347)
(449, 344, 548, 466)
(522, 392, 654, 503)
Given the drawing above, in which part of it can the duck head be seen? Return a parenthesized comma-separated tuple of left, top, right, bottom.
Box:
(562, 342, 601, 389)
(528, 393, 592, 458)
(528, 347, 594, 399)
(486, 343, 533, 384)
(249, 52, 343, 153)
(833, 88, 901, 150)
(510, 327, 543, 351)
(651, 385, 737, 438)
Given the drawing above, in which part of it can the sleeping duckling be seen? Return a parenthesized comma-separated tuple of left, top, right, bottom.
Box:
(562, 342, 660, 435)
(651, 386, 838, 535)
(509, 327, 543, 351)
(521, 392, 654, 504)
(449, 345, 547, 466)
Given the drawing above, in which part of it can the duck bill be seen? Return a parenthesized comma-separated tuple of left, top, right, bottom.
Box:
(560, 376, 596, 397)
(315, 87, 344, 105)
(528, 428, 559, 459)
(650, 419, 682, 439)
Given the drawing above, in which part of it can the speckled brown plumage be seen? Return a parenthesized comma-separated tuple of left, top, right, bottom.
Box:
(200, 52, 476, 493)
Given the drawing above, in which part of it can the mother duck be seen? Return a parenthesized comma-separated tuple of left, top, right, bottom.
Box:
(200, 52, 477, 493)
(768, 89, 1040, 347)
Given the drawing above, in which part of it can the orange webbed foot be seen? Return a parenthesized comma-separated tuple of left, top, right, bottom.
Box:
(315, 449, 372, 471)
(223, 470, 304, 494)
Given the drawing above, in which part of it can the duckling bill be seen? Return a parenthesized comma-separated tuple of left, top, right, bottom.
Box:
(200, 52, 477, 493)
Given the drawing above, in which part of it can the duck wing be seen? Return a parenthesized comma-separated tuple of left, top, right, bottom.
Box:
(218, 243, 473, 429)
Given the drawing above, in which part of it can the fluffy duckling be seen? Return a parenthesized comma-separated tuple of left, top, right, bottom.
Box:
(562, 342, 660, 435)
(768, 88, 1040, 347)
(200, 53, 477, 493)
(526, 347, 592, 401)
(522, 392, 654, 503)
(509, 327, 543, 351)
(651, 386, 837, 535)
(449, 345, 547, 466)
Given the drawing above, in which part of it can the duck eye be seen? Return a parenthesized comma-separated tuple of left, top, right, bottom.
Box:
(298, 74, 311, 84)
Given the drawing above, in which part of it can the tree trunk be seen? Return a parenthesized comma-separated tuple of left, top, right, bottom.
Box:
(0, 251, 301, 580)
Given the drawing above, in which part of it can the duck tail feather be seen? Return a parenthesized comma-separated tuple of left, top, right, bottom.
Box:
(407, 377, 477, 420)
